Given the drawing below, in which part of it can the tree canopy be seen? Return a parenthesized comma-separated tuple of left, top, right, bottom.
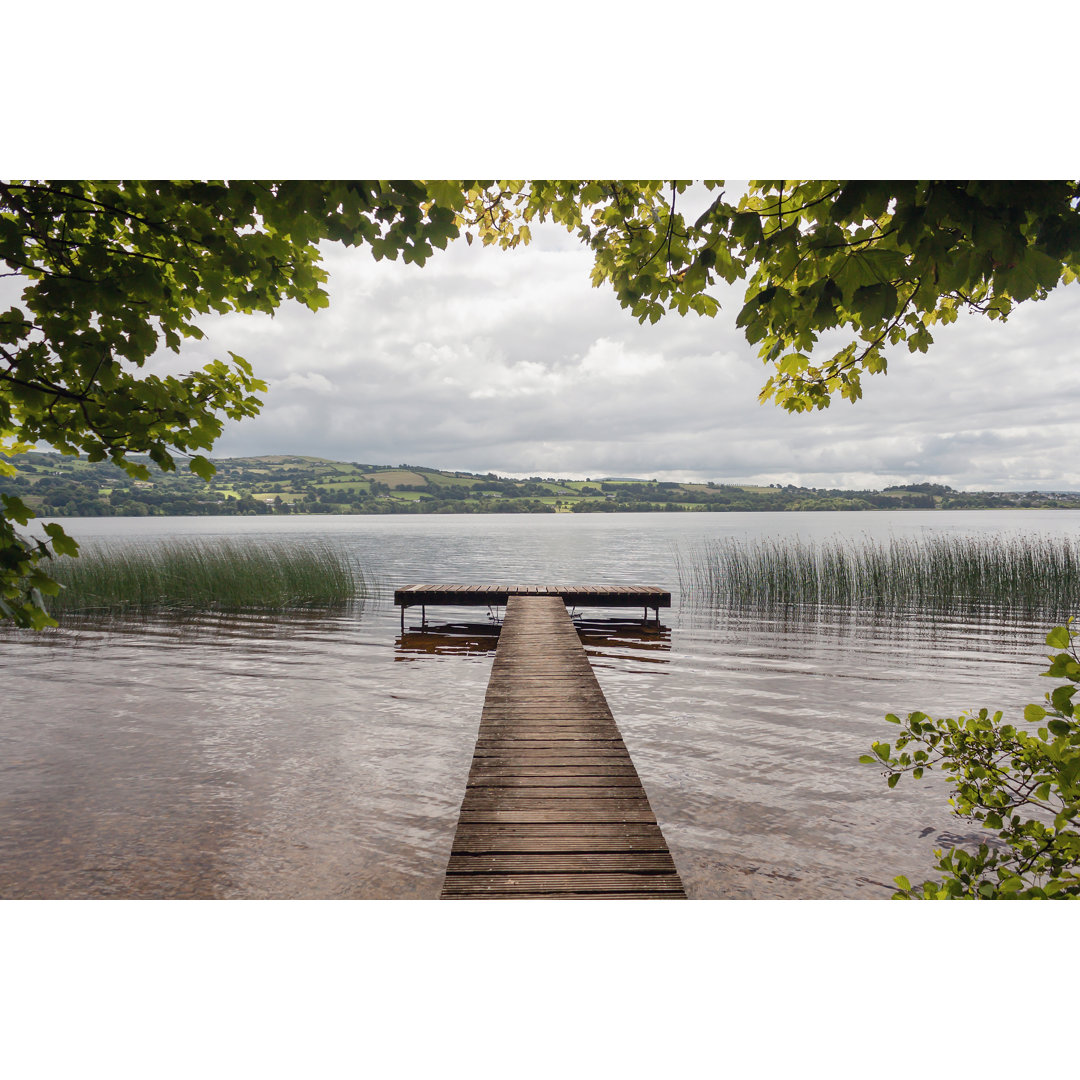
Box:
(0, 180, 458, 623)
(2, 179, 1079, 625)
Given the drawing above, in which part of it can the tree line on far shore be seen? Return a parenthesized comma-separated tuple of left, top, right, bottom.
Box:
(4, 451, 1078, 518)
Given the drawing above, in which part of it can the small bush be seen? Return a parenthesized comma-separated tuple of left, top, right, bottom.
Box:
(868, 622, 1080, 899)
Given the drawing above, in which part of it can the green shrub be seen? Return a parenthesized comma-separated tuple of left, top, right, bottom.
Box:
(867, 622, 1080, 899)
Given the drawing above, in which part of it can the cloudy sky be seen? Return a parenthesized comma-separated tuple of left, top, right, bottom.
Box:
(146, 204, 1080, 492)
(14, 7, 1080, 495)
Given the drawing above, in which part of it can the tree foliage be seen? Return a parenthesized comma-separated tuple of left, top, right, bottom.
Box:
(865, 623, 1080, 898)
(1, 180, 455, 624)
(462, 181, 1080, 411)
(3, 179, 1080, 625)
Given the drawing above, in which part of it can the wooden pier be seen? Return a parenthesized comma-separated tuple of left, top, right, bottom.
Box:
(394, 584, 670, 633)
(441, 594, 685, 899)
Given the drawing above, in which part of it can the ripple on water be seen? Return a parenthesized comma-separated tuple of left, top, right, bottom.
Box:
(1, 511, 1067, 898)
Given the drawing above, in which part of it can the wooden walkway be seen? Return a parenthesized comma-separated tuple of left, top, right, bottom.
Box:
(441, 595, 685, 899)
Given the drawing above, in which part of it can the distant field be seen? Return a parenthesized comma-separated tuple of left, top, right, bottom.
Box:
(227, 456, 327, 469)
(315, 480, 371, 492)
(415, 470, 475, 487)
(363, 469, 429, 488)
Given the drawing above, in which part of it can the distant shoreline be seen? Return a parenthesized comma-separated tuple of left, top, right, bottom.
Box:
(5, 451, 1080, 518)
(30, 506, 1080, 518)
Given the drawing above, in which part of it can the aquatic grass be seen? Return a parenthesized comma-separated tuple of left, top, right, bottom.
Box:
(47, 539, 364, 613)
(677, 533, 1080, 619)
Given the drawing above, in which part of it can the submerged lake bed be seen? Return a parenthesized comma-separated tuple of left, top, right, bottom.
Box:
(2, 510, 1076, 900)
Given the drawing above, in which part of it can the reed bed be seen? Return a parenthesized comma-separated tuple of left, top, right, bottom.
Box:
(47, 539, 363, 613)
(678, 533, 1080, 618)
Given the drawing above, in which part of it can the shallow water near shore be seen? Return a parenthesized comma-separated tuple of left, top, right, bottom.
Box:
(2, 509, 1076, 899)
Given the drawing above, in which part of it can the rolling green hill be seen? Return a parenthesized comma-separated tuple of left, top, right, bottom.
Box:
(3, 452, 1079, 517)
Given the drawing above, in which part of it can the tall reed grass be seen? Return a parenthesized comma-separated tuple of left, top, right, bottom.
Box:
(47, 539, 363, 613)
(677, 534, 1080, 618)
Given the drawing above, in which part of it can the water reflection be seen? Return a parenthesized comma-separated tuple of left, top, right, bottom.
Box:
(1, 596, 485, 900)
(683, 592, 1054, 627)
(396, 630, 499, 658)
(395, 618, 671, 662)
(34, 601, 366, 645)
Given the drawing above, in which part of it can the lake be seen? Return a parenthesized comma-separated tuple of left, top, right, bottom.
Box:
(2, 509, 1077, 899)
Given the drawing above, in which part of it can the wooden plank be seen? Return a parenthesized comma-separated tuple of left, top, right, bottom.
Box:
(442, 873, 685, 896)
(467, 775, 646, 788)
(460, 798, 653, 810)
(447, 854, 679, 872)
(441, 594, 684, 900)
(451, 823, 667, 839)
(474, 740, 627, 749)
(474, 740, 627, 747)
(469, 762, 641, 772)
(471, 747, 631, 756)
(441, 892, 686, 901)
(474, 740, 632, 749)
(468, 767, 641, 778)
(451, 838, 671, 854)
(471, 751, 632, 759)
(469, 761, 639, 771)
(456, 810, 661, 822)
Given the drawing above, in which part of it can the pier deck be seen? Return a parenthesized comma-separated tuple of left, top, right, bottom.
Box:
(394, 583, 670, 632)
(441, 594, 685, 899)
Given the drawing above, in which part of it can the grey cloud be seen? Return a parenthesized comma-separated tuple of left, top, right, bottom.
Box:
(10, 216, 1080, 491)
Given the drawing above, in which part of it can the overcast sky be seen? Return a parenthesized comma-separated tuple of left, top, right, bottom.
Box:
(133, 206, 1079, 492)
(12, 8, 1080, 494)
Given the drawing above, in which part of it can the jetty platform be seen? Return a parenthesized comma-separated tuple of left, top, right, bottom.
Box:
(440, 593, 685, 899)
(394, 583, 670, 632)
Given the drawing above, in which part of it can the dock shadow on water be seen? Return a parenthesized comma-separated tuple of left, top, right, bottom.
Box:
(395, 617, 671, 661)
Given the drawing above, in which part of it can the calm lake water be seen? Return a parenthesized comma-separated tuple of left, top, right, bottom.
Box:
(3, 509, 1077, 899)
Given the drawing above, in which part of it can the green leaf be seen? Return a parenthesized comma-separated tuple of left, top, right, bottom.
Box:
(189, 455, 216, 482)
(1024, 704, 1048, 723)
(1, 494, 33, 525)
(1050, 684, 1076, 714)
(1046, 626, 1072, 649)
(42, 523, 79, 557)
(851, 282, 899, 325)
(833, 248, 907, 301)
